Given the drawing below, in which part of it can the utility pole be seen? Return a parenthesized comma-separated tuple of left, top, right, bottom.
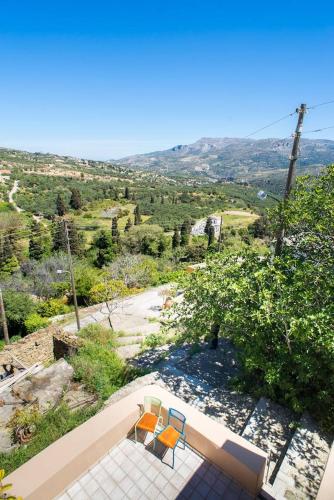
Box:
(0, 287, 10, 345)
(218, 215, 224, 252)
(275, 103, 307, 256)
(64, 220, 81, 331)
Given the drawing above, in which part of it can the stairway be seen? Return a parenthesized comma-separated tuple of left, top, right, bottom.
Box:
(133, 345, 332, 498)
(241, 397, 295, 483)
(271, 413, 332, 500)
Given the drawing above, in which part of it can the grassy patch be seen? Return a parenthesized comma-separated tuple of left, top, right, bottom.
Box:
(0, 403, 101, 475)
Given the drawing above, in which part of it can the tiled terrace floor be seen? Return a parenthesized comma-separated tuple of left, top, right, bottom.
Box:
(57, 432, 253, 500)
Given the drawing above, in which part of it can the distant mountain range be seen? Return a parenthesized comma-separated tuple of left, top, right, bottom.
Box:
(113, 137, 334, 181)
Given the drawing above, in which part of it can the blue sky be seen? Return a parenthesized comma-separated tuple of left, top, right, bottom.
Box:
(0, 0, 333, 159)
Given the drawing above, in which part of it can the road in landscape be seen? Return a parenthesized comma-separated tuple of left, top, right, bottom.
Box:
(62, 285, 172, 358)
(8, 180, 22, 212)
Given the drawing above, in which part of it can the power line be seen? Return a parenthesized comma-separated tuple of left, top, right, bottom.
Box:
(244, 110, 297, 138)
(302, 125, 334, 134)
(308, 100, 334, 110)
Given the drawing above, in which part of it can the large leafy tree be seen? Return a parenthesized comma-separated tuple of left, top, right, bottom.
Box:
(174, 165, 334, 428)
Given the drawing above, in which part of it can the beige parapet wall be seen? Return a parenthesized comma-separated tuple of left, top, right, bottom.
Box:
(7, 384, 267, 499)
(317, 443, 334, 500)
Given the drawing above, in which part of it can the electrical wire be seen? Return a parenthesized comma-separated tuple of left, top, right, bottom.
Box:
(244, 110, 297, 138)
(302, 125, 334, 134)
(308, 100, 334, 110)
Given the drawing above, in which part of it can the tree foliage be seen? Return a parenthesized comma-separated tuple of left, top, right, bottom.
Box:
(173, 166, 334, 429)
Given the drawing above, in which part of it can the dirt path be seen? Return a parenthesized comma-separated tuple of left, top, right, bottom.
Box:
(8, 180, 23, 212)
(8, 180, 40, 221)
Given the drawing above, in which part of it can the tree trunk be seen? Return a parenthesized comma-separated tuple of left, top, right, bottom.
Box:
(210, 322, 220, 349)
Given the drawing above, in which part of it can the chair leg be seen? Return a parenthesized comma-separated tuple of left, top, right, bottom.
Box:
(172, 447, 175, 469)
(135, 426, 137, 443)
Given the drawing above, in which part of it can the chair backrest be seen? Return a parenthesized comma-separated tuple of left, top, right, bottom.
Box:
(168, 408, 186, 434)
(144, 396, 162, 417)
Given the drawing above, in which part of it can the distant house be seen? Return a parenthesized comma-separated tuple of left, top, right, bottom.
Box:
(0, 169, 11, 175)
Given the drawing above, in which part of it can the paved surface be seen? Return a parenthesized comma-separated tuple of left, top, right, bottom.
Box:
(63, 286, 169, 358)
(57, 435, 252, 500)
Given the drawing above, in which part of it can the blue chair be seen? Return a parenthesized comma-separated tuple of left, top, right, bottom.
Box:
(154, 408, 186, 468)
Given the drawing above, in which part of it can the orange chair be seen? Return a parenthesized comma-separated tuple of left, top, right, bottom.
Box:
(134, 396, 163, 443)
(154, 408, 186, 468)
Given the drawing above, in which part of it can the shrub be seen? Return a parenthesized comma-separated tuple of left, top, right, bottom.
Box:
(10, 335, 22, 344)
(2, 291, 35, 336)
(0, 403, 100, 475)
(78, 324, 116, 349)
(37, 298, 71, 317)
(142, 332, 167, 349)
(70, 343, 125, 400)
(24, 313, 49, 334)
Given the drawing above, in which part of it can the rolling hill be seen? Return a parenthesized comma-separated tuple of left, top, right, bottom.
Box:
(113, 137, 334, 182)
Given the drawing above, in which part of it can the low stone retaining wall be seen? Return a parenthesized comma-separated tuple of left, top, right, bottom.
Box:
(0, 325, 62, 368)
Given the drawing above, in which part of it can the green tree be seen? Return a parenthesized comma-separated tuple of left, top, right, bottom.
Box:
(52, 219, 82, 256)
(134, 205, 141, 225)
(207, 225, 215, 247)
(124, 186, 130, 199)
(2, 290, 36, 337)
(56, 194, 66, 216)
(111, 217, 120, 244)
(124, 218, 132, 232)
(180, 220, 190, 246)
(69, 188, 82, 210)
(123, 225, 164, 256)
(93, 230, 114, 268)
(173, 166, 334, 429)
(150, 194, 155, 204)
(204, 217, 212, 235)
(172, 226, 180, 249)
(28, 221, 50, 261)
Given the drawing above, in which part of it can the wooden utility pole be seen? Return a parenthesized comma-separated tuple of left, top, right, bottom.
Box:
(64, 220, 81, 331)
(275, 103, 307, 256)
(0, 287, 10, 345)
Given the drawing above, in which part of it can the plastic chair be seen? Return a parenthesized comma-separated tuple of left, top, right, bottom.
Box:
(134, 396, 163, 443)
(154, 408, 186, 468)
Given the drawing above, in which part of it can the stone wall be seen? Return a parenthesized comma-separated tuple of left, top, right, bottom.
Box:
(0, 325, 62, 368)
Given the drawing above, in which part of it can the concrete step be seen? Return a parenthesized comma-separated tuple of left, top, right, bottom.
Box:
(241, 397, 295, 482)
(116, 344, 142, 360)
(272, 413, 332, 500)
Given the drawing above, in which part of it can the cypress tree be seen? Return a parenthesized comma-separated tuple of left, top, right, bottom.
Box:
(158, 238, 167, 256)
(131, 192, 136, 201)
(208, 225, 215, 248)
(94, 230, 114, 268)
(150, 194, 155, 204)
(172, 226, 180, 249)
(160, 195, 164, 204)
(134, 205, 141, 225)
(69, 188, 82, 210)
(52, 218, 82, 255)
(111, 217, 120, 243)
(180, 221, 190, 246)
(114, 189, 119, 200)
(204, 217, 212, 235)
(124, 186, 130, 199)
(124, 218, 132, 232)
(56, 194, 66, 216)
(28, 221, 44, 261)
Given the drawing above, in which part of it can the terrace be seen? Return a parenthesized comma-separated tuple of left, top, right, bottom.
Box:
(7, 384, 267, 500)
